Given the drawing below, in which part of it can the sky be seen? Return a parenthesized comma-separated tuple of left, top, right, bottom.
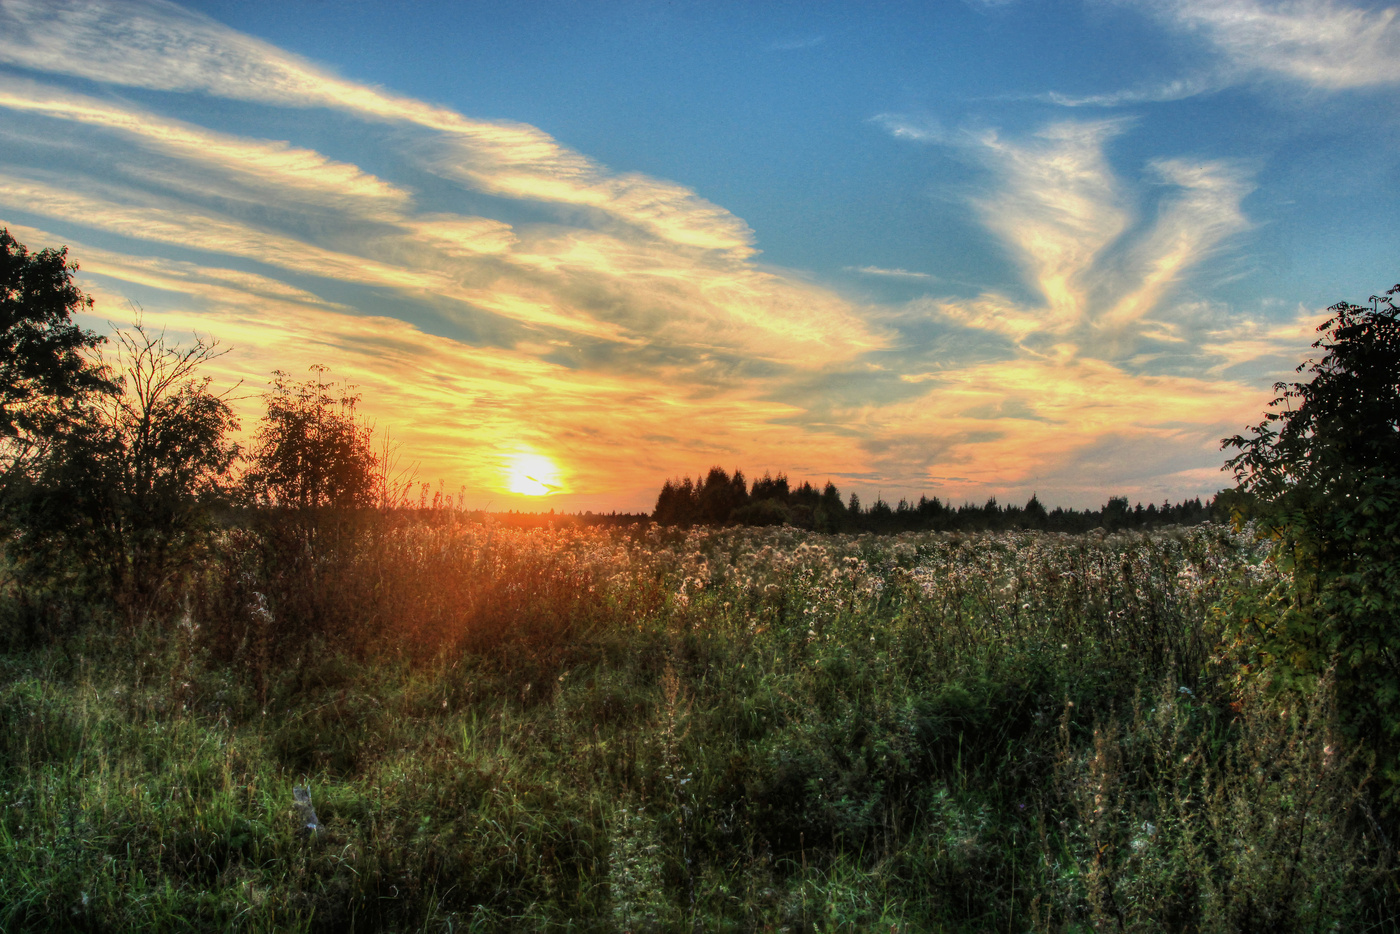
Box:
(1, 0, 1397, 512)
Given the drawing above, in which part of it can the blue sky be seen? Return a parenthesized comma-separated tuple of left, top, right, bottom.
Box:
(1, 0, 1397, 509)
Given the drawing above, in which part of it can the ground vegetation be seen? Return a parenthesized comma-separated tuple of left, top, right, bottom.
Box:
(0, 521, 1392, 932)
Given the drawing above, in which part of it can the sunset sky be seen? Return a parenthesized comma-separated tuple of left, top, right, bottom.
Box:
(2, 0, 1397, 511)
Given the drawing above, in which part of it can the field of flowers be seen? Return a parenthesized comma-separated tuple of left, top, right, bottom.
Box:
(0, 519, 1390, 932)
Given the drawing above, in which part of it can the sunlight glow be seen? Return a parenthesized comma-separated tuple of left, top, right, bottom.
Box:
(506, 452, 563, 496)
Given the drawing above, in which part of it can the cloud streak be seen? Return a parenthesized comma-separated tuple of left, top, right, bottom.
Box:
(848, 265, 937, 280)
(1031, 0, 1398, 110)
(0, 77, 411, 218)
(1035, 76, 1220, 107)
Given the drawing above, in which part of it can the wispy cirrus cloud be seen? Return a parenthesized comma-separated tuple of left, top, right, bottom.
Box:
(0, 78, 413, 223)
(847, 265, 937, 280)
(0, 1, 885, 363)
(870, 113, 948, 143)
(860, 112, 1302, 499)
(971, 120, 1134, 335)
(1146, 0, 1400, 89)
(1034, 75, 1220, 107)
(0, 0, 889, 505)
(1032, 0, 1399, 110)
(1095, 157, 1253, 334)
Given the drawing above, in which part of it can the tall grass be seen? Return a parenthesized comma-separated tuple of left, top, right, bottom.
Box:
(0, 520, 1392, 931)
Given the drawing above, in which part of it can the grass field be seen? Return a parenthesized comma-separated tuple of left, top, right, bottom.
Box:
(0, 519, 1392, 932)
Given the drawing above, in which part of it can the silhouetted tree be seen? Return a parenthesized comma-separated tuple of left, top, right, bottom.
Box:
(648, 468, 1217, 533)
(654, 476, 700, 526)
(1024, 494, 1048, 529)
(868, 496, 894, 531)
(245, 366, 378, 509)
(1222, 282, 1400, 766)
(1101, 496, 1131, 530)
(750, 471, 790, 503)
(696, 466, 746, 524)
(731, 497, 791, 526)
(814, 481, 846, 531)
(12, 323, 238, 625)
(0, 230, 114, 487)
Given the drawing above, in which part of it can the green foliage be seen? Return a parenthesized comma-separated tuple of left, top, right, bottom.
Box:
(1222, 283, 1400, 767)
(244, 366, 379, 510)
(7, 323, 238, 628)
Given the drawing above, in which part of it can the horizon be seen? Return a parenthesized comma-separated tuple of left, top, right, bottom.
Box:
(3, 0, 1398, 512)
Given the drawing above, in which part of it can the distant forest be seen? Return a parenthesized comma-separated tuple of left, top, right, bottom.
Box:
(653, 467, 1223, 533)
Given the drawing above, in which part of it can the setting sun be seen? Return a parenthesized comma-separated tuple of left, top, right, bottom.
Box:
(505, 452, 563, 497)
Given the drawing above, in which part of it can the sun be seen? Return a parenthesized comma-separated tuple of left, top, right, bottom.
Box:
(505, 452, 563, 497)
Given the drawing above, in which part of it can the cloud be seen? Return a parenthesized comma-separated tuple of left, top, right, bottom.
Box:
(0, 0, 895, 507)
(1095, 157, 1253, 334)
(862, 353, 1265, 493)
(0, 171, 451, 291)
(870, 113, 948, 143)
(1035, 76, 1220, 107)
(1031, 1, 1399, 111)
(1143, 0, 1400, 89)
(907, 119, 1259, 349)
(0, 18, 883, 364)
(847, 265, 937, 279)
(973, 120, 1134, 334)
(767, 35, 826, 51)
(0, 77, 412, 218)
(7, 215, 850, 508)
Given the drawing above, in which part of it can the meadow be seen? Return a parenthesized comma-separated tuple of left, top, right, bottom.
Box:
(1, 516, 1392, 932)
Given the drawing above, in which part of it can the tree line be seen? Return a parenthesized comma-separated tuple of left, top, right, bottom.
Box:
(653, 465, 1217, 533)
